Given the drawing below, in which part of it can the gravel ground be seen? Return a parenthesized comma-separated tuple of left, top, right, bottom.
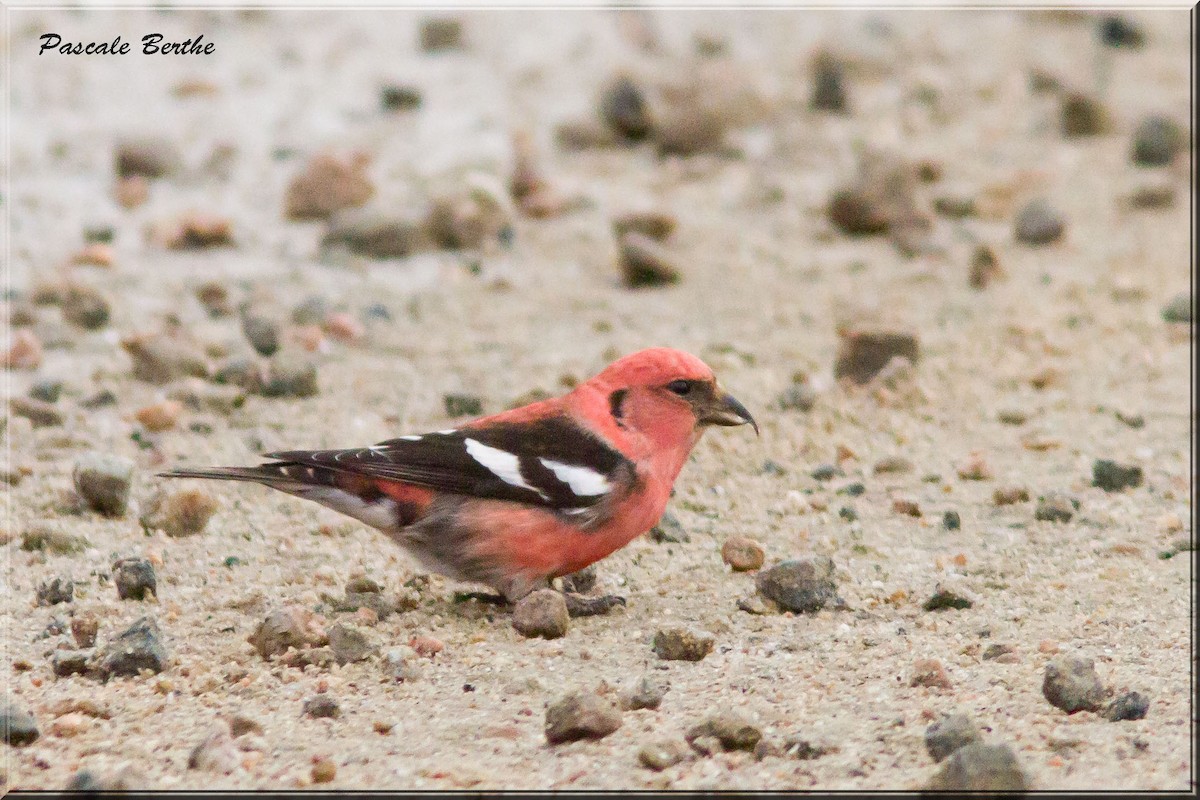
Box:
(3, 7, 1194, 791)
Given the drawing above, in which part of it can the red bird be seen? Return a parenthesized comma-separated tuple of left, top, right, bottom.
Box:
(161, 348, 756, 610)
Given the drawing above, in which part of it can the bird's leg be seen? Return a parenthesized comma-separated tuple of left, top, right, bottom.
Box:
(562, 592, 626, 617)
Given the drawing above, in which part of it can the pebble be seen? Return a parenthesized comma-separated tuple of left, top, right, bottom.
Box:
(323, 312, 365, 344)
(955, 453, 993, 481)
(993, 486, 1030, 505)
(419, 16, 464, 52)
(51, 650, 91, 678)
(168, 380, 246, 416)
(777, 380, 818, 411)
(135, 400, 183, 432)
(652, 627, 715, 662)
(96, 616, 168, 679)
(1131, 116, 1184, 167)
(425, 192, 511, 251)
(1092, 459, 1143, 492)
(649, 512, 689, 543)
(241, 315, 280, 357)
(113, 557, 157, 601)
(810, 51, 848, 113)
(4, 329, 44, 369)
(618, 231, 681, 287)
(73, 452, 134, 516)
(115, 137, 181, 179)
(212, 357, 265, 392)
(924, 713, 981, 762)
(291, 296, 329, 326)
(1035, 492, 1078, 523)
(1042, 654, 1106, 713)
(838, 506, 858, 522)
(892, 498, 921, 517)
(833, 327, 920, 384)
(982, 643, 1017, 662)
(249, 606, 322, 659)
(721, 536, 765, 571)
(1104, 691, 1149, 722)
(36, 577, 74, 606)
(163, 212, 234, 250)
(304, 695, 341, 719)
(285, 152, 374, 221)
(612, 211, 676, 242)
(1099, 14, 1145, 48)
(61, 284, 111, 330)
(140, 488, 220, 537)
(654, 105, 725, 156)
(599, 75, 653, 141)
(624, 674, 670, 710)
(934, 193, 976, 219)
(828, 187, 890, 235)
(443, 393, 483, 417)
(21, 523, 88, 554)
(512, 589, 570, 640)
(1, 703, 40, 746)
(639, 739, 691, 770)
(873, 456, 913, 475)
(1127, 182, 1176, 210)
(260, 354, 319, 398)
(910, 658, 952, 689)
(311, 757, 337, 783)
(544, 691, 622, 744)
(1161, 292, 1191, 323)
(380, 83, 422, 112)
(71, 613, 99, 648)
(10, 396, 63, 428)
(685, 711, 762, 753)
(327, 622, 377, 664)
(810, 463, 842, 481)
(1014, 199, 1065, 245)
(121, 333, 210, 384)
(114, 175, 150, 209)
(382, 647, 422, 683)
(187, 723, 240, 774)
(322, 209, 429, 259)
(1060, 92, 1107, 137)
(29, 379, 63, 403)
(926, 743, 1028, 792)
(755, 556, 838, 613)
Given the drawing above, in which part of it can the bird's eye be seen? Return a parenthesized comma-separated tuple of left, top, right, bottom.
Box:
(666, 379, 693, 396)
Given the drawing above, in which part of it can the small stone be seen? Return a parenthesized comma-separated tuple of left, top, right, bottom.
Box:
(997, 408, 1028, 425)
(52, 649, 91, 677)
(113, 557, 157, 601)
(188, 723, 240, 774)
(639, 739, 690, 770)
(925, 713, 982, 762)
(612, 211, 676, 241)
(325, 622, 377, 665)
(1061, 92, 1107, 137)
(649, 512, 689, 543)
(1105, 691, 1149, 722)
(321, 209, 429, 259)
(652, 627, 715, 662)
(655, 104, 725, 156)
(260, 354, 318, 398)
(135, 400, 183, 432)
(382, 646, 422, 683)
(140, 488, 219, 537)
(73, 452, 134, 516)
(873, 456, 914, 475)
(982, 643, 1016, 662)
(1014, 199, 1065, 246)
(4, 329, 44, 370)
(1092, 459, 1143, 492)
(934, 193, 976, 219)
(685, 711, 762, 753)
(893, 498, 922, 517)
(910, 658, 952, 689)
(721, 536, 765, 571)
(923, 587, 972, 612)
(618, 231, 681, 288)
(71, 613, 99, 648)
(993, 486, 1030, 506)
(115, 137, 181, 179)
(241, 315, 279, 357)
(810, 51, 848, 113)
(955, 453, 992, 481)
(419, 16, 464, 52)
(1161, 292, 1192, 323)
(967, 243, 1003, 289)
(249, 606, 322, 659)
(599, 75, 652, 140)
(1100, 14, 1145, 48)
(21, 523, 88, 554)
(777, 381, 818, 411)
(36, 577, 74, 606)
(381, 83, 422, 112)
(424, 191, 511, 251)
(9, 397, 63, 428)
(61, 284, 111, 330)
(311, 757, 337, 783)
(304, 695, 341, 719)
(1035, 493, 1078, 523)
(96, 616, 168, 679)
(926, 743, 1029, 792)
(1127, 183, 1175, 209)
(121, 333, 210, 384)
(1132, 116, 1185, 167)
(1, 703, 40, 746)
(828, 188, 890, 235)
(512, 589, 570, 640)
(811, 463, 841, 481)
(443, 393, 483, 417)
(162, 213, 234, 250)
(323, 312, 365, 344)
(625, 674, 669, 711)
(1043, 654, 1106, 713)
(285, 152, 374, 221)
(544, 691, 622, 744)
(756, 557, 838, 614)
(834, 327, 919, 384)
(838, 506, 858, 523)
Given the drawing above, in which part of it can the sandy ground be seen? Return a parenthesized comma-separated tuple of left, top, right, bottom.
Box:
(2, 6, 1194, 792)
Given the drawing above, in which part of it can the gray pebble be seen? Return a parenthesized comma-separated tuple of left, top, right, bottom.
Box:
(833, 328, 920, 384)
(10, 396, 64, 428)
(649, 512, 689, 543)
(1092, 459, 1143, 492)
(1060, 92, 1106, 137)
(1043, 654, 1106, 714)
(1105, 691, 1149, 722)
(62, 285, 110, 330)
(380, 84, 422, 112)
(419, 16, 464, 52)
(29, 379, 63, 403)
(926, 742, 1029, 792)
(241, 315, 279, 357)
(639, 739, 690, 770)
(1035, 492, 1078, 522)
(811, 463, 842, 481)
(383, 646, 422, 683)
(36, 577, 74, 606)
(1131, 116, 1184, 166)
(95, 616, 168, 680)
(115, 136, 181, 179)
(618, 232, 681, 288)
(1014, 199, 1065, 245)
(777, 382, 817, 411)
(1161, 292, 1191, 323)
(291, 295, 329, 326)
(322, 210, 429, 260)
(51, 649, 91, 677)
(686, 711, 762, 753)
(810, 52, 848, 113)
(512, 589, 569, 640)
(755, 556, 838, 614)
(113, 557, 157, 601)
(303, 695, 341, 719)
(544, 691, 622, 744)
(73, 452, 134, 516)
(942, 510, 962, 531)
(443, 393, 483, 417)
(923, 587, 973, 612)
(652, 627, 714, 662)
(327, 622, 378, 664)
(625, 673, 670, 710)
(925, 713, 982, 762)
(599, 75, 652, 141)
(259, 355, 318, 398)
(1, 703, 40, 746)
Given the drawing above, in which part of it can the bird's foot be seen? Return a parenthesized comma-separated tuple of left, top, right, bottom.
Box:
(563, 592, 626, 618)
(452, 590, 509, 606)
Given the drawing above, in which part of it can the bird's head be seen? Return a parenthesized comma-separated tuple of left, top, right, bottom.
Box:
(586, 348, 757, 450)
